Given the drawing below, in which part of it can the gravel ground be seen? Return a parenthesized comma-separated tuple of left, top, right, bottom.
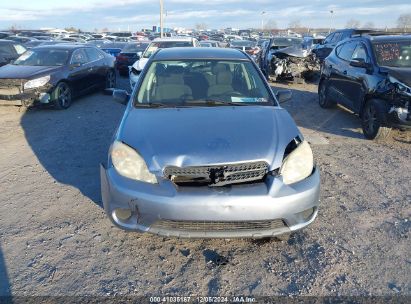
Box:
(0, 74, 410, 299)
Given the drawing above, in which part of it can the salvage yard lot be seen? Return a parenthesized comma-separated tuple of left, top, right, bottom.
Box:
(0, 78, 410, 297)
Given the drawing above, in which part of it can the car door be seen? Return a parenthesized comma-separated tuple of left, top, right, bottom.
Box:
(345, 42, 372, 113)
(84, 47, 106, 86)
(328, 40, 358, 109)
(67, 48, 92, 93)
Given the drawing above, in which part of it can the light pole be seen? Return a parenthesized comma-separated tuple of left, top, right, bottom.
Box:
(160, 0, 164, 38)
(329, 10, 334, 33)
(261, 11, 266, 31)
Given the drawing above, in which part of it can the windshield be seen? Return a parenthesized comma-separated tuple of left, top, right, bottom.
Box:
(13, 49, 69, 66)
(373, 40, 411, 68)
(142, 41, 193, 58)
(123, 43, 149, 52)
(230, 40, 256, 47)
(135, 60, 275, 107)
(270, 38, 303, 48)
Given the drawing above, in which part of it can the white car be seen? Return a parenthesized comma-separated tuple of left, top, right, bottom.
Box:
(129, 37, 199, 89)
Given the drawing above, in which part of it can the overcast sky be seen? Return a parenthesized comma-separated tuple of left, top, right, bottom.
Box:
(0, 0, 410, 31)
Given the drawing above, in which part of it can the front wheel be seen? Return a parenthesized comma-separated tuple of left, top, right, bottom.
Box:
(361, 99, 391, 141)
(105, 69, 116, 89)
(318, 79, 335, 108)
(53, 82, 72, 110)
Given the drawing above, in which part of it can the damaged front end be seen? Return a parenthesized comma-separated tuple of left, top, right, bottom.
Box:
(376, 74, 411, 128)
(0, 78, 53, 107)
(270, 46, 320, 83)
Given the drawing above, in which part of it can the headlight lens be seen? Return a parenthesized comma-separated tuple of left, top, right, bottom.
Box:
(111, 141, 157, 184)
(24, 75, 50, 89)
(280, 141, 314, 185)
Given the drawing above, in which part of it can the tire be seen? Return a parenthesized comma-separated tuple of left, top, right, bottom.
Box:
(52, 82, 72, 110)
(105, 69, 116, 89)
(361, 99, 392, 141)
(318, 79, 335, 108)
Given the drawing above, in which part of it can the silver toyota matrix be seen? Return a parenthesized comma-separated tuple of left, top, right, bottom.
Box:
(101, 47, 320, 239)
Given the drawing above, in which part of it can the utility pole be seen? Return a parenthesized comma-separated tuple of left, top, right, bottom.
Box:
(261, 11, 266, 31)
(160, 0, 164, 38)
(329, 10, 334, 33)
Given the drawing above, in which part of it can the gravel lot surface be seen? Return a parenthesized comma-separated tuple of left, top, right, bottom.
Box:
(0, 75, 410, 298)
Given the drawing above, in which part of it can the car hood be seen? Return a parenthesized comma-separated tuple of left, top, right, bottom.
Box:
(384, 67, 411, 87)
(0, 64, 62, 79)
(274, 45, 310, 58)
(118, 106, 301, 173)
(131, 58, 149, 71)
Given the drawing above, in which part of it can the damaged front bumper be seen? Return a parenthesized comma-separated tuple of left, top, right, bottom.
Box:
(0, 80, 53, 107)
(380, 76, 411, 128)
(388, 104, 411, 128)
(100, 164, 320, 238)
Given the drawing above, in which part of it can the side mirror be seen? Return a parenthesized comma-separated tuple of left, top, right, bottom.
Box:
(276, 90, 292, 104)
(137, 51, 142, 57)
(112, 89, 130, 105)
(350, 58, 370, 69)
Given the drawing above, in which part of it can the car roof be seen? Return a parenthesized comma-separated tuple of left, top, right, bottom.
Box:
(367, 34, 411, 42)
(152, 47, 249, 60)
(32, 44, 94, 50)
(152, 37, 194, 42)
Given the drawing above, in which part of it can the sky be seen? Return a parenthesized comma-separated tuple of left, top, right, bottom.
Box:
(0, 0, 410, 31)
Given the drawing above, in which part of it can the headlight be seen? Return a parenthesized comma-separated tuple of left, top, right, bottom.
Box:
(110, 141, 157, 184)
(24, 75, 50, 90)
(280, 141, 314, 185)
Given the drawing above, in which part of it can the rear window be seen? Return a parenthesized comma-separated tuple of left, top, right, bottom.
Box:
(143, 41, 193, 58)
(123, 43, 149, 52)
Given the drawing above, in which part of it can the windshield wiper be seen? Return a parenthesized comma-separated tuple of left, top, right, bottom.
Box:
(185, 99, 248, 106)
(135, 102, 176, 108)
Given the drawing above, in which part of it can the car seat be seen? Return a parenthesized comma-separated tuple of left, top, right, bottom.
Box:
(154, 72, 192, 102)
(207, 70, 234, 97)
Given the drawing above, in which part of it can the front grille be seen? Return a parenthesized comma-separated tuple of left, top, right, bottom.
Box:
(0, 79, 22, 98)
(151, 219, 286, 232)
(164, 161, 269, 187)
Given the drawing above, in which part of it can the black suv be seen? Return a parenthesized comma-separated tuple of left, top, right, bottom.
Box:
(319, 33, 411, 140)
(313, 29, 374, 62)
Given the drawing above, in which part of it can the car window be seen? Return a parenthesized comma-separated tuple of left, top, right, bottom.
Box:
(323, 33, 334, 44)
(135, 60, 274, 106)
(340, 31, 351, 40)
(142, 41, 194, 58)
(123, 43, 149, 52)
(330, 32, 342, 43)
(71, 49, 89, 64)
(336, 41, 357, 61)
(14, 49, 70, 66)
(13, 44, 26, 55)
(0, 44, 15, 56)
(85, 48, 104, 61)
(352, 43, 369, 63)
